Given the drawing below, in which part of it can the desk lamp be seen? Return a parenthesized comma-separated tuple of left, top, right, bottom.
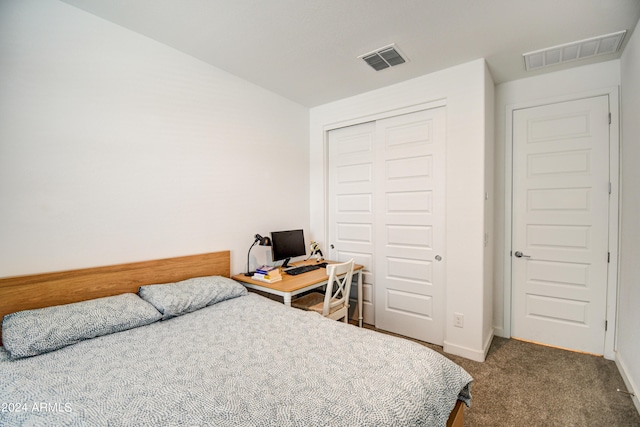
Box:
(245, 233, 271, 277)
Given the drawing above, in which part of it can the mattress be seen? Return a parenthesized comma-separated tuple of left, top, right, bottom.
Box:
(0, 291, 472, 426)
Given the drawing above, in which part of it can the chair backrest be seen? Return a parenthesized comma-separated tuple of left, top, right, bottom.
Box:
(322, 259, 355, 317)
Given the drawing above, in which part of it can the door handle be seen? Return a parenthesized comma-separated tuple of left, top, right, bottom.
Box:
(514, 251, 531, 258)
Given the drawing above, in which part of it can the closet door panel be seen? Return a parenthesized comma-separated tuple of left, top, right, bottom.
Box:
(374, 108, 446, 345)
(328, 122, 376, 324)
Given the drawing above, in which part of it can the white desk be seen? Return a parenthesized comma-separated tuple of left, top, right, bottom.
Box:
(232, 260, 365, 327)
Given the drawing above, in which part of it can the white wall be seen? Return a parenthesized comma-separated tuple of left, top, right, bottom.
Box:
(619, 18, 640, 412)
(0, 0, 309, 277)
(494, 61, 621, 346)
(310, 59, 494, 361)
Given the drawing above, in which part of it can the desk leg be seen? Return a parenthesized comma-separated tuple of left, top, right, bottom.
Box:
(357, 270, 363, 328)
(283, 293, 292, 307)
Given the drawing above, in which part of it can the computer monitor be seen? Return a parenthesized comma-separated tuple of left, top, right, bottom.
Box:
(270, 229, 306, 268)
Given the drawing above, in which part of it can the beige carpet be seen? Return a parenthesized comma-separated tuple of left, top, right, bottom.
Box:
(367, 326, 640, 426)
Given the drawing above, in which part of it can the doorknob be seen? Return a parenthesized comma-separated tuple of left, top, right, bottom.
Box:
(514, 251, 531, 258)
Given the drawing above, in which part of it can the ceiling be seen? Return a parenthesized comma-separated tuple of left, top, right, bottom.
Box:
(61, 0, 640, 107)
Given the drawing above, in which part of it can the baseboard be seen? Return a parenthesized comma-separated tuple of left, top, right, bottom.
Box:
(444, 330, 494, 362)
(483, 330, 495, 359)
(493, 325, 507, 338)
(615, 351, 640, 415)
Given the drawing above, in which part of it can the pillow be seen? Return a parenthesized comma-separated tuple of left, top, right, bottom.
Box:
(2, 293, 162, 359)
(138, 275, 248, 320)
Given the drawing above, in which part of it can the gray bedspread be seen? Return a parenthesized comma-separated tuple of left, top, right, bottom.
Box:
(0, 293, 472, 426)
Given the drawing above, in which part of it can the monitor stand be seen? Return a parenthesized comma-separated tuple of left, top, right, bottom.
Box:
(281, 258, 292, 269)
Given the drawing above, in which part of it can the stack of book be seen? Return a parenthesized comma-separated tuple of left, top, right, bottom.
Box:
(252, 265, 282, 283)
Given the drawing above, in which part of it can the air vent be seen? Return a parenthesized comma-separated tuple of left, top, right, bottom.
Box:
(359, 44, 407, 71)
(523, 30, 626, 71)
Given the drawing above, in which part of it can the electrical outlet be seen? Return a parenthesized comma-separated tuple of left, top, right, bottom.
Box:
(454, 313, 464, 328)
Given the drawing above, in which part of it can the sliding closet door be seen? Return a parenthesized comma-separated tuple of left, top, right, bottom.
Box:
(327, 122, 376, 324)
(374, 108, 446, 345)
(327, 108, 446, 340)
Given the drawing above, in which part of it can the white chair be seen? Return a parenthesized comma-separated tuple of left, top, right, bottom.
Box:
(291, 259, 355, 323)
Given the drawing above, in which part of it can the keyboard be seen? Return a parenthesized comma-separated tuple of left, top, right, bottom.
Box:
(285, 263, 326, 275)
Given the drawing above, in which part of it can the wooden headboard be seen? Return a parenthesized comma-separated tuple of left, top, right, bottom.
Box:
(0, 251, 230, 345)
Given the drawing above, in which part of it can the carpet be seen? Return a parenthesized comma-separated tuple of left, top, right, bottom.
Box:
(367, 326, 640, 426)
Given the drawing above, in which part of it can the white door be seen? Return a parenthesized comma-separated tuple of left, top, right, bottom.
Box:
(327, 122, 376, 324)
(374, 108, 446, 345)
(512, 96, 610, 355)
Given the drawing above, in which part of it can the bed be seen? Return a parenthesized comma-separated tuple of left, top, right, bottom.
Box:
(0, 251, 472, 427)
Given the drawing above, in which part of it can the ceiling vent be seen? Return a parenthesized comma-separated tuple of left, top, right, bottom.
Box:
(359, 44, 407, 71)
(523, 30, 626, 71)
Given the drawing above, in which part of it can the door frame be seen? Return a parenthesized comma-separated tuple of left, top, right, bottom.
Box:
(503, 87, 620, 360)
